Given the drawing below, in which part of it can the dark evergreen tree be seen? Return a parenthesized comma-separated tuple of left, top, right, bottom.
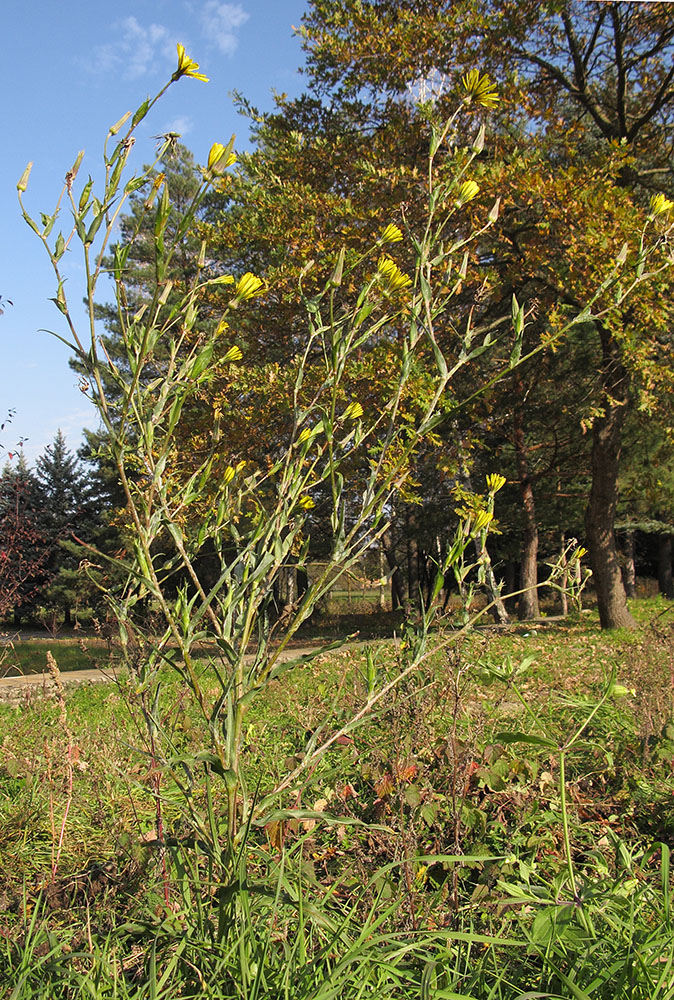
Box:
(34, 430, 91, 625)
(0, 454, 50, 623)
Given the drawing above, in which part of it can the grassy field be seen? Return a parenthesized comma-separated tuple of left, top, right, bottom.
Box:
(1, 598, 673, 998)
(0, 639, 114, 677)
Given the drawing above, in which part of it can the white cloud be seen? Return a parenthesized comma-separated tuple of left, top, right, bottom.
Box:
(163, 115, 195, 137)
(199, 2, 249, 56)
(87, 16, 176, 80)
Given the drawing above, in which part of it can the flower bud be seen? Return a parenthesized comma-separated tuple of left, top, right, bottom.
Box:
(17, 162, 33, 193)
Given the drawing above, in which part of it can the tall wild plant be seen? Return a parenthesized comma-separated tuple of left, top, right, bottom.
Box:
(18, 47, 672, 887)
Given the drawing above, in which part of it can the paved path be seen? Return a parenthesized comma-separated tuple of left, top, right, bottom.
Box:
(0, 643, 337, 701)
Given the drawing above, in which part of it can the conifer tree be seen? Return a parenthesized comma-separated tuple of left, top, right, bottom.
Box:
(35, 430, 89, 625)
(0, 454, 49, 622)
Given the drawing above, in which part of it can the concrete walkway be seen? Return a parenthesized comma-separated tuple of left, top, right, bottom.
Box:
(0, 643, 335, 702)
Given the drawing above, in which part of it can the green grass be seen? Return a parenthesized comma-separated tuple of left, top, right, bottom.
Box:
(1, 597, 673, 998)
(0, 639, 113, 676)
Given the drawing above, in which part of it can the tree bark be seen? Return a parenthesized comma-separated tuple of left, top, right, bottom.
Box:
(513, 400, 540, 620)
(584, 326, 636, 629)
(383, 530, 405, 611)
(621, 530, 637, 599)
(378, 544, 386, 611)
(405, 509, 420, 613)
(658, 533, 674, 599)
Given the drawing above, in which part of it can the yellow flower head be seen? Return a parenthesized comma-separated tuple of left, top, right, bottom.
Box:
(415, 865, 428, 886)
(343, 401, 363, 420)
(379, 223, 404, 245)
(649, 193, 674, 218)
(233, 273, 264, 303)
(222, 465, 236, 485)
(472, 509, 493, 533)
(461, 70, 499, 109)
(173, 44, 209, 82)
(456, 180, 480, 207)
(486, 473, 506, 494)
(297, 428, 312, 444)
(222, 345, 243, 362)
(207, 142, 237, 175)
(298, 495, 315, 510)
(377, 255, 413, 292)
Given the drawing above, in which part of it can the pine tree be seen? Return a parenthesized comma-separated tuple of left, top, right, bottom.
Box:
(35, 431, 89, 625)
(0, 454, 49, 623)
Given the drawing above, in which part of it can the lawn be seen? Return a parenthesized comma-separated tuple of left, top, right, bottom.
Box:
(0, 638, 113, 677)
(1, 598, 673, 998)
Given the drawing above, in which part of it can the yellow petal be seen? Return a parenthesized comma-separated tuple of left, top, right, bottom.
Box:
(173, 44, 209, 82)
(343, 401, 363, 420)
(376, 256, 412, 291)
(208, 143, 237, 174)
(486, 473, 506, 493)
(380, 223, 403, 244)
(461, 70, 499, 109)
(233, 273, 264, 302)
(456, 180, 480, 206)
(650, 193, 674, 217)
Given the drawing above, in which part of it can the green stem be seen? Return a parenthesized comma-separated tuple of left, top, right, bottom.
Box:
(558, 751, 576, 899)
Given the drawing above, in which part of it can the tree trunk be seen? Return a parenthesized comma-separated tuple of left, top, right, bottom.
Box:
(584, 325, 636, 629)
(621, 530, 637, 599)
(405, 509, 420, 613)
(383, 530, 405, 611)
(378, 544, 386, 611)
(658, 533, 674, 599)
(513, 400, 540, 620)
(503, 559, 518, 611)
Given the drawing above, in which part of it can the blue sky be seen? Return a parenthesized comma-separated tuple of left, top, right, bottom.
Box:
(1, 0, 308, 465)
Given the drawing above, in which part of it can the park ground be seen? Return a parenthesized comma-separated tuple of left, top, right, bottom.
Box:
(1, 594, 673, 997)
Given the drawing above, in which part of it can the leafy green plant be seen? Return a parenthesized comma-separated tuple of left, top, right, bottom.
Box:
(18, 53, 523, 868)
(16, 44, 674, 998)
(495, 669, 674, 998)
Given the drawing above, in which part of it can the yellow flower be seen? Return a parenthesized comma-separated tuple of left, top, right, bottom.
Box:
(456, 180, 480, 206)
(207, 142, 237, 175)
(343, 401, 363, 420)
(461, 70, 499, 109)
(297, 428, 312, 444)
(222, 345, 243, 362)
(377, 256, 413, 292)
(222, 465, 236, 485)
(173, 44, 209, 82)
(415, 865, 428, 886)
(233, 273, 264, 303)
(486, 473, 506, 493)
(649, 193, 674, 218)
(298, 495, 315, 510)
(472, 509, 493, 533)
(379, 223, 403, 245)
